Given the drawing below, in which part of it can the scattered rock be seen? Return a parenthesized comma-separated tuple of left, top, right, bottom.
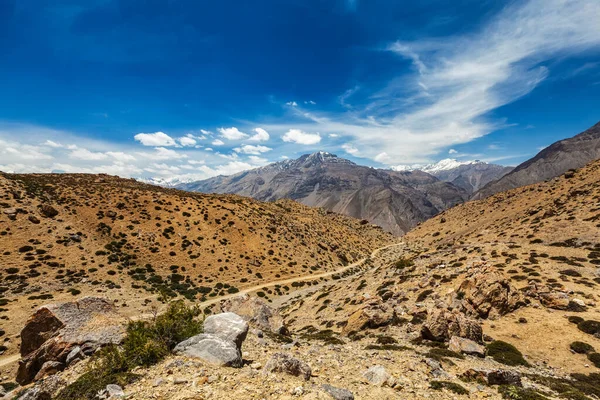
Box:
(448, 336, 486, 357)
(342, 299, 395, 334)
(203, 312, 249, 348)
(174, 334, 243, 368)
(16, 375, 65, 400)
(321, 384, 354, 400)
(17, 297, 127, 385)
(362, 365, 392, 386)
(219, 295, 288, 334)
(264, 353, 312, 381)
(421, 308, 483, 343)
(33, 361, 64, 381)
(487, 370, 522, 386)
(97, 384, 125, 399)
(39, 205, 58, 218)
(28, 215, 41, 224)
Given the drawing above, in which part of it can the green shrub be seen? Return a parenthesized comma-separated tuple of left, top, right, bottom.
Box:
(498, 385, 548, 400)
(55, 301, 202, 399)
(570, 341, 595, 354)
(394, 258, 413, 269)
(430, 380, 469, 395)
(589, 353, 600, 368)
(568, 316, 585, 325)
(578, 320, 600, 336)
(486, 341, 530, 367)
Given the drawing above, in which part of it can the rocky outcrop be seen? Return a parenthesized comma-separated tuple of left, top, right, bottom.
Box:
(264, 353, 312, 380)
(17, 297, 127, 385)
(342, 299, 396, 335)
(218, 295, 288, 335)
(525, 282, 587, 311)
(174, 312, 248, 368)
(421, 308, 483, 343)
(457, 268, 525, 319)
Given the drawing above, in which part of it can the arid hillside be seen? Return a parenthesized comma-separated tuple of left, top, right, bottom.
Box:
(0, 173, 392, 362)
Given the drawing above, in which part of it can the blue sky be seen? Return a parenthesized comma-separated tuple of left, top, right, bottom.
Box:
(0, 0, 599, 181)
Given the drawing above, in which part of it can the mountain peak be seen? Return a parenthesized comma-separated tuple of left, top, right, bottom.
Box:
(297, 151, 356, 166)
(392, 158, 485, 173)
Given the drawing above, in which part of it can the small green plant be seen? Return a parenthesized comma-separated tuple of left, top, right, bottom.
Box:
(55, 301, 202, 399)
(430, 380, 469, 395)
(589, 353, 600, 368)
(570, 341, 595, 354)
(487, 341, 530, 367)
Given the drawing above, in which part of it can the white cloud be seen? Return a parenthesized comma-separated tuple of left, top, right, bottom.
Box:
(448, 149, 458, 154)
(211, 139, 225, 146)
(138, 147, 187, 160)
(247, 155, 269, 164)
(178, 135, 197, 147)
(218, 127, 248, 140)
(234, 144, 272, 155)
(43, 140, 63, 148)
(200, 129, 213, 136)
(328, 134, 339, 138)
(106, 151, 136, 162)
(282, 129, 321, 145)
(286, 101, 298, 107)
(70, 148, 108, 161)
(342, 143, 359, 156)
(304, 100, 316, 105)
(134, 131, 177, 147)
(248, 128, 270, 142)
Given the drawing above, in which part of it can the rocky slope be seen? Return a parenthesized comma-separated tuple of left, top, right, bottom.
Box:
(0, 172, 391, 377)
(474, 120, 600, 199)
(178, 152, 467, 236)
(3, 160, 600, 399)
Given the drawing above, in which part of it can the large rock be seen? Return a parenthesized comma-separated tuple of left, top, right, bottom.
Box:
(218, 294, 288, 334)
(421, 308, 483, 343)
(362, 365, 392, 387)
(263, 353, 312, 380)
(14, 375, 65, 400)
(448, 336, 485, 357)
(39, 204, 58, 218)
(342, 299, 395, 335)
(457, 268, 525, 319)
(17, 297, 126, 385)
(203, 312, 249, 348)
(321, 384, 354, 400)
(174, 334, 243, 368)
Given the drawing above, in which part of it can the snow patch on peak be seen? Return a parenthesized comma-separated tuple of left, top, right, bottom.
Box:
(392, 159, 485, 173)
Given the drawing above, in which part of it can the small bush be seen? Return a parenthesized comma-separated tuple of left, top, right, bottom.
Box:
(568, 316, 585, 325)
(578, 320, 600, 336)
(486, 340, 530, 367)
(55, 301, 202, 399)
(430, 380, 469, 395)
(570, 341, 595, 354)
(498, 385, 547, 400)
(589, 353, 600, 368)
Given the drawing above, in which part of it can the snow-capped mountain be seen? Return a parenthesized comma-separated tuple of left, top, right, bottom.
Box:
(393, 159, 513, 194)
(392, 159, 482, 173)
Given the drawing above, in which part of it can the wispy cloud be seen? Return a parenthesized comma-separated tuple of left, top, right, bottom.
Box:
(264, 0, 600, 164)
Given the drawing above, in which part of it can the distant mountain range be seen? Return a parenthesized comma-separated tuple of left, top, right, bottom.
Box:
(474, 121, 600, 199)
(178, 152, 473, 235)
(175, 120, 600, 235)
(394, 159, 513, 194)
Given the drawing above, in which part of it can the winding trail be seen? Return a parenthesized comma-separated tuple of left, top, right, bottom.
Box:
(0, 241, 404, 368)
